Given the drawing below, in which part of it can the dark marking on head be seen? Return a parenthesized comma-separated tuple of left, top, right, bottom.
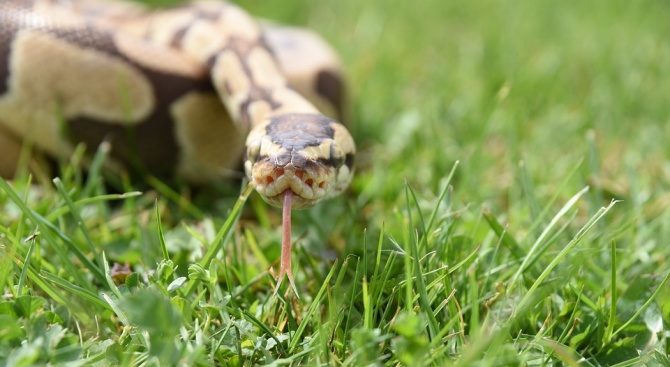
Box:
(316, 70, 344, 118)
(266, 113, 336, 149)
(316, 152, 354, 170)
(313, 158, 332, 169)
(344, 153, 354, 169)
(256, 114, 343, 171)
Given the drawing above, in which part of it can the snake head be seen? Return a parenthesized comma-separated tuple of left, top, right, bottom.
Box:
(244, 113, 355, 209)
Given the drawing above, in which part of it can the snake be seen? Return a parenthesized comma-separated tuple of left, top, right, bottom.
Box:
(0, 0, 356, 293)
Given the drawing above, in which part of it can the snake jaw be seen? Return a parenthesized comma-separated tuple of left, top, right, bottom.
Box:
(251, 163, 332, 208)
(246, 136, 349, 207)
(244, 113, 355, 208)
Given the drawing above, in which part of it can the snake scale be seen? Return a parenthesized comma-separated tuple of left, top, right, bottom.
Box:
(0, 0, 356, 292)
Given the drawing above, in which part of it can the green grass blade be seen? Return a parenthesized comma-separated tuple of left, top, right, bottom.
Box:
(147, 175, 204, 219)
(155, 199, 170, 262)
(612, 270, 670, 338)
(404, 182, 438, 339)
(482, 207, 525, 259)
(45, 191, 142, 222)
(41, 271, 113, 311)
(17, 234, 38, 295)
(288, 259, 339, 353)
(603, 240, 617, 346)
(0, 177, 106, 285)
(184, 183, 253, 295)
(425, 161, 459, 235)
(513, 199, 619, 317)
(82, 140, 111, 197)
(509, 186, 590, 291)
(53, 177, 104, 273)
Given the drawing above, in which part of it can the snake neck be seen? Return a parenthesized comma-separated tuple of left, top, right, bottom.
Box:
(162, 3, 322, 131)
(209, 47, 321, 131)
(207, 38, 322, 131)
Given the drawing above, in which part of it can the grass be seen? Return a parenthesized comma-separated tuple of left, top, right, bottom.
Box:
(2, 0, 670, 365)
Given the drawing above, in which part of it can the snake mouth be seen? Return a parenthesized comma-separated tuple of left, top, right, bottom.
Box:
(253, 167, 330, 208)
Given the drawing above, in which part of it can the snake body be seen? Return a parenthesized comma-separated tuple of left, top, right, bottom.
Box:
(0, 0, 355, 291)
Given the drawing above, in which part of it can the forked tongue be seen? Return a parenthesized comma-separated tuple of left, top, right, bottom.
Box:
(276, 189, 299, 297)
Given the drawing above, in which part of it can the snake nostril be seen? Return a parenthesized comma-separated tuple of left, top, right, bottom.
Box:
(305, 178, 314, 187)
(318, 182, 325, 189)
(266, 176, 274, 184)
(276, 168, 284, 177)
(295, 170, 304, 179)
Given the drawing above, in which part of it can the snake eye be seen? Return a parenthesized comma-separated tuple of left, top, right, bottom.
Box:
(330, 142, 345, 169)
(246, 138, 262, 163)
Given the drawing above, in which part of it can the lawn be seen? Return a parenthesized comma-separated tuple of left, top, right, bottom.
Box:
(2, 0, 670, 365)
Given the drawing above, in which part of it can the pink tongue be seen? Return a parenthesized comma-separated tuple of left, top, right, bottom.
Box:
(277, 190, 298, 296)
